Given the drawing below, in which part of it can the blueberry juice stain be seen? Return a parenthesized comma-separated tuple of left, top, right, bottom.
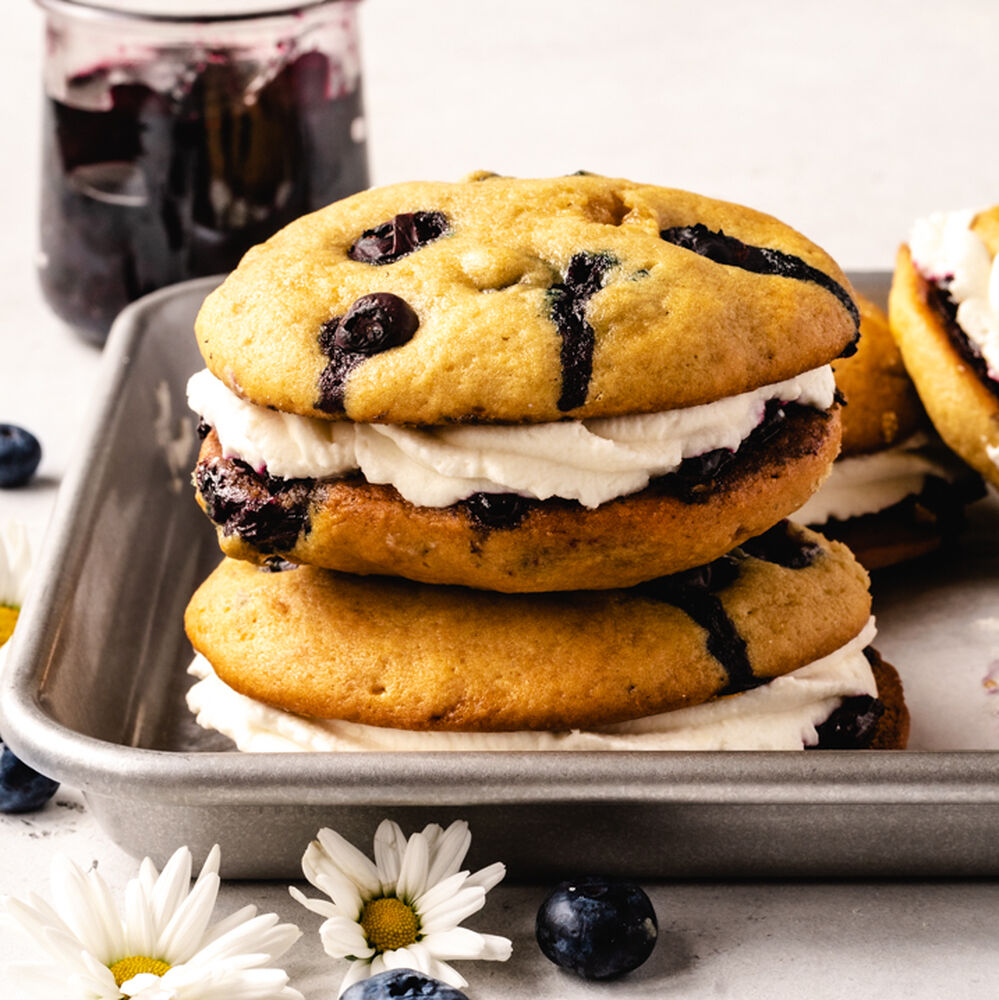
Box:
(40, 48, 368, 344)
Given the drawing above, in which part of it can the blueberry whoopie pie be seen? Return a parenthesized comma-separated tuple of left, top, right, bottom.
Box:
(188, 173, 860, 592)
(184, 521, 908, 750)
(183, 174, 908, 754)
(889, 205, 999, 491)
(794, 292, 983, 569)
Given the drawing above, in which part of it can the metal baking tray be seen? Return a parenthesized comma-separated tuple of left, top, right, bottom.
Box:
(3, 273, 999, 880)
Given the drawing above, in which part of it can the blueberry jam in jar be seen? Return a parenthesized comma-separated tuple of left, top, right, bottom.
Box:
(36, 0, 369, 344)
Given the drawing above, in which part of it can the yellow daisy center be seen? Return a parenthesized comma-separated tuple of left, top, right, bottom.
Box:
(0, 605, 19, 646)
(360, 896, 420, 953)
(108, 955, 171, 987)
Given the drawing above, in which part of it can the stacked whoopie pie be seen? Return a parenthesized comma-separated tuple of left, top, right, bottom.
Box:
(183, 173, 908, 751)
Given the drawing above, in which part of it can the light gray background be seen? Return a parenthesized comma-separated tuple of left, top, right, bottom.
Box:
(2, 2, 999, 997)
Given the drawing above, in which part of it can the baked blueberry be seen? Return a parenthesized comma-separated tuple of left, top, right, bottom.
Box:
(348, 211, 450, 265)
(660, 222, 859, 347)
(740, 519, 822, 569)
(535, 876, 657, 980)
(0, 745, 59, 813)
(0, 424, 42, 487)
(810, 692, 885, 749)
(462, 491, 533, 529)
(340, 969, 468, 1000)
(335, 293, 420, 354)
(548, 252, 616, 411)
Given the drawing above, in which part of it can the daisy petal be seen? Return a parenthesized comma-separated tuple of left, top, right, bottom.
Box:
(122, 970, 164, 993)
(420, 926, 491, 961)
(50, 856, 115, 958)
(372, 820, 407, 891)
(422, 927, 513, 962)
(424, 822, 471, 887)
(137, 857, 159, 901)
(80, 946, 121, 989)
(476, 933, 514, 961)
(3, 896, 82, 967)
(199, 904, 260, 948)
(149, 847, 194, 934)
(318, 915, 374, 960)
(191, 912, 301, 966)
(288, 886, 339, 920)
(465, 861, 507, 893)
(82, 867, 127, 959)
(418, 886, 487, 934)
(124, 877, 158, 957)
(4, 964, 77, 1000)
(157, 870, 220, 961)
(39, 923, 108, 975)
(313, 830, 381, 897)
(199, 845, 222, 880)
(311, 868, 365, 920)
(422, 954, 469, 990)
(413, 871, 469, 916)
(395, 833, 429, 903)
(381, 945, 429, 975)
(419, 824, 444, 857)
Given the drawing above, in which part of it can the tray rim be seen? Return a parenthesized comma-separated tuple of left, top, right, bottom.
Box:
(4, 272, 999, 812)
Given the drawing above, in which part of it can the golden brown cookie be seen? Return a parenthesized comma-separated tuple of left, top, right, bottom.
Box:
(194, 404, 841, 591)
(195, 173, 859, 425)
(863, 649, 910, 750)
(889, 243, 999, 489)
(184, 522, 872, 732)
(834, 293, 926, 456)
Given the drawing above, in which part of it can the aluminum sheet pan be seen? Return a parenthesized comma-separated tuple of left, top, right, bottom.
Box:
(2, 273, 999, 879)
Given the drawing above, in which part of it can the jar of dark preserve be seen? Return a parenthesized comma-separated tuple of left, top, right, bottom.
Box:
(35, 0, 369, 344)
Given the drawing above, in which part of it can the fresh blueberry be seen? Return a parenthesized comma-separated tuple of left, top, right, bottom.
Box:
(535, 876, 657, 980)
(340, 969, 468, 1000)
(0, 424, 42, 488)
(0, 744, 59, 813)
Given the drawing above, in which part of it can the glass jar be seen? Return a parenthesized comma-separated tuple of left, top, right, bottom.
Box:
(36, 0, 369, 344)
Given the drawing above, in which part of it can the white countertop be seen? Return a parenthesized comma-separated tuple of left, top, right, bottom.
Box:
(2, 1, 999, 996)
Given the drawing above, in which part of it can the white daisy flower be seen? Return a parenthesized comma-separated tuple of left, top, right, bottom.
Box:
(1, 845, 303, 1000)
(290, 819, 512, 996)
(0, 519, 32, 651)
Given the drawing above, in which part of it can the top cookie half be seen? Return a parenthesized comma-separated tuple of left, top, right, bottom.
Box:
(195, 173, 859, 425)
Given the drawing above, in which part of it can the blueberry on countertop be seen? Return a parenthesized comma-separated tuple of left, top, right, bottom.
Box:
(0, 424, 42, 488)
(0, 745, 59, 813)
(535, 876, 658, 980)
(341, 969, 468, 1000)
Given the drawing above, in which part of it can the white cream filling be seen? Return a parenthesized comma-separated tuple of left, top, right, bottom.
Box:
(794, 433, 963, 525)
(909, 208, 999, 381)
(185, 618, 879, 753)
(187, 366, 835, 510)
